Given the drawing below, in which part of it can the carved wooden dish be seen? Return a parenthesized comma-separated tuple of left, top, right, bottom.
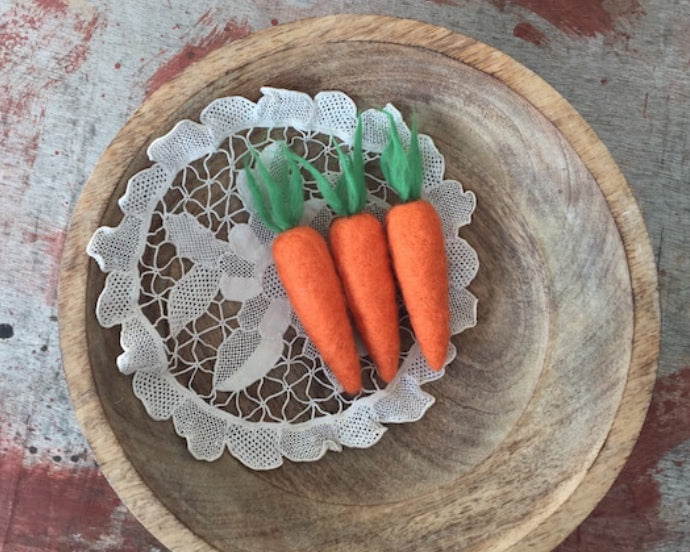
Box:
(59, 15, 660, 552)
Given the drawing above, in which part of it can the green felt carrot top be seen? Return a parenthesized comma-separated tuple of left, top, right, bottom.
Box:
(243, 144, 305, 234)
(380, 112, 423, 204)
(285, 115, 367, 217)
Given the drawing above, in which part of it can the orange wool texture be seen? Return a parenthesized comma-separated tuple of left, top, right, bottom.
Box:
(272, 226, 362, 394)
(386, 200, 450, 370)
(329, 213, 401, 382)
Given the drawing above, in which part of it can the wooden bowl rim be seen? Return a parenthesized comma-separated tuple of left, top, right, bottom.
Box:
(58, 14, 660, 552)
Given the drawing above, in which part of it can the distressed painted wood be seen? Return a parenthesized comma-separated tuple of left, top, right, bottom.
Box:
(58, 15, 659, 552)
(2, 2, 688, 551)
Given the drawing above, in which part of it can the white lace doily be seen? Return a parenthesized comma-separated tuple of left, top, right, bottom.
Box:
(87, 88, 478, 470)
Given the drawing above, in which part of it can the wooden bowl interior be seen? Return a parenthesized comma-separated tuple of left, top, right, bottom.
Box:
(84, 40, 633, 551)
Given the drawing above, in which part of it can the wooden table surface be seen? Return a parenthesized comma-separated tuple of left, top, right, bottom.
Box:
(0, 2, 687, 551)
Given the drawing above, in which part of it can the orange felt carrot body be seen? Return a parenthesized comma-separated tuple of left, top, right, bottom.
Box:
(244, 145, 362, 394)
(380, 113, 450, 371)
(386, 201, 449, 370)
(329, 213, 400, 382)
(272, 226, 361, 394)
(287, 117, 401, 382)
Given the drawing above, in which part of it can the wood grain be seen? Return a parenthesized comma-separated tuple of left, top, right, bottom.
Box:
(58, 15, 660, 552)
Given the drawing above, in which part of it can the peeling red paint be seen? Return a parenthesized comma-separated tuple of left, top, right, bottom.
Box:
(557, 367, 690, 551)
(146, 18, 251, 95)
(23, 229, 67, 305)
(33, 0, 69, 13)
(63, 12, 104, 74)
(0, 1, 103, 305)
(489, 0, 645, 38)
(0, 1, 103, 200)
(13, 113, 45, 192)
(25, 229, 66, 253)
(0, 445, 23, 543)
(0, 445, 161, 550)
(513, 21, 548, 45)
(196, 8, 214, 27)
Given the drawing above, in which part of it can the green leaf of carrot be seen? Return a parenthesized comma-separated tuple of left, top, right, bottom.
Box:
(285, 148, 349, 216)
(244, 144, 305, 234)
(251, 148, 290, 232)
(379, 110, 422, 203)
(286, 153, 305, 227)
(333, 140, 360, 216)
(243, 162, 282, 234)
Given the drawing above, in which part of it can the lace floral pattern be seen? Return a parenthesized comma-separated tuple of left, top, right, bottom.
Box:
(87, 88, 478, 470)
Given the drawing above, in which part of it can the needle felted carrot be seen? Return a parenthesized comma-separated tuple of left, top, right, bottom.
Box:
(243, 144, 362, 394)
(285, 117, 400, 383)
(380, 113, 450, 371)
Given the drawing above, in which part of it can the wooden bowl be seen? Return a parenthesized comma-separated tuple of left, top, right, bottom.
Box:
(59, 15, 660, 552)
